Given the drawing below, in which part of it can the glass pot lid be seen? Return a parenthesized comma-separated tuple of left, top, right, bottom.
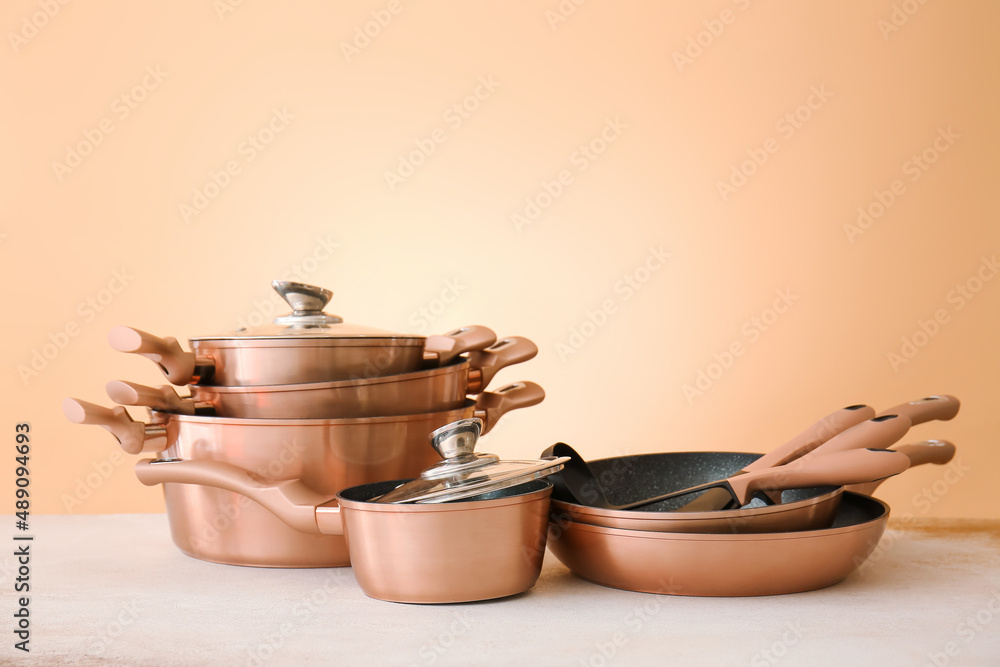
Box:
(190, 280, 424, 340)
(374, 418, 569, 504)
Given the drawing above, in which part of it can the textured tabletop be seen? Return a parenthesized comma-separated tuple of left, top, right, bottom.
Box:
(3, 514, 999, 666)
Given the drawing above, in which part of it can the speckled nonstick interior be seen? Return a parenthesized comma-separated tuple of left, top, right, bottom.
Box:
(550, 452, 841, 534)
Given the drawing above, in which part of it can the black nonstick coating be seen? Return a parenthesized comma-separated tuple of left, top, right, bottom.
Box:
(575, 452, 837, 512)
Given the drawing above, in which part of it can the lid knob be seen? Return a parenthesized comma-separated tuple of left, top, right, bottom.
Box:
(429, 418, 483, 461)
(271, 281, 343, 325)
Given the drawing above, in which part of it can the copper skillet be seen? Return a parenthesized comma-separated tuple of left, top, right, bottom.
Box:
(63, 382, 544, 568)
(547, 395, 959, 533)
(105, 336, 538, 419)
(546, 491, 893, 597)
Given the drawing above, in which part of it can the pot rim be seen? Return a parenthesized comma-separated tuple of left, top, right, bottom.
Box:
(334, 479, 554, 514)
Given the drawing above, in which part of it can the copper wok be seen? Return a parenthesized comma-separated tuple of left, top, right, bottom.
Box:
(106, 336, 537, 419)
(63, 382, 544, 568)
(546, 491, 892, 597)
(133, 459, 554, 604)
(108, 281, 498, 386)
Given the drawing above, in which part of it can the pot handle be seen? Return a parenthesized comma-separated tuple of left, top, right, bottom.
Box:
(424, 325, 497, 365)
(742, 404, 876, 472)
(876, 395, 960, 425)
(107, 326, 214, 385)
(729, 448, 911, 505)
(133, 458, 341, 536)
(845, 439, 957, 495)
(62, 398, 166, 455)
(465, 336, 539, 393)
(474, 381, 545, 434)
(106, 380, 196, 415)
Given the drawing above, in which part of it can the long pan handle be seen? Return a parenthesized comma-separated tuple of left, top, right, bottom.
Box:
(876, 395, 960, 425)
(846, 439, 956, 496)
(134, 458, 337, 535)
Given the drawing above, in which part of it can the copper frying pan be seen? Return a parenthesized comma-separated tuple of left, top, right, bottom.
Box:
(132, 459, 555, 604)
(105, 336, 538, 419)
(546, 491, 891, 597)
(63, 382, 544, 568)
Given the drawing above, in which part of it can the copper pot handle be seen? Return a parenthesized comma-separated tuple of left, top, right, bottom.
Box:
(106, 380, 196, 415)
(424, 325, 497, 365)
(465, 337, 539, 393)
(133, 458, 339, 536)
(845, 439, 957, 495)
(474, 381, 545, 434)
(62, 398, 166, 455)
(876, 394, 960, 424)
(107, 326, 215, 385)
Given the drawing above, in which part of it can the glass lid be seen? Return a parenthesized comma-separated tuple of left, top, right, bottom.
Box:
(374, 418, 569, 504)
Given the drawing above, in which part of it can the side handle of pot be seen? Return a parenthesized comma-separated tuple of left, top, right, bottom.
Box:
(106, 380, 196, 415)
(424, 325, 497, 365)
(63, 398, 166, 455)
(466, 336, 539, 393)
(133, 458, 342, 536)
(107, 326, 213, 385)
(474, 381, 545, 434)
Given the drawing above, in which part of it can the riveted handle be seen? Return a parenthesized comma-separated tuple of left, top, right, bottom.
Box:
(106, 380, 195, 415)
(108, 326, 214, 385)
(62, 397, 166, 455)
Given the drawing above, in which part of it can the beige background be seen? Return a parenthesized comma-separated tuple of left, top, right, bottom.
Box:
(1, 1, 996, 518)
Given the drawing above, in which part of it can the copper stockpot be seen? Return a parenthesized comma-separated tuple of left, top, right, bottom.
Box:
(133, 459, 554, 604)
(105, 336, 538, 419)
(108, 281, 498, 386)
(546, 492, 891, 597)
(63, 382, 544, 568)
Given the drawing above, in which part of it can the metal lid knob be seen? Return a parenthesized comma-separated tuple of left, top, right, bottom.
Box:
(271, 280, 343, 325)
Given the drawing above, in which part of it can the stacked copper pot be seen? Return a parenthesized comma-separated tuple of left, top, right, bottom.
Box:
(64, 280, 546, 569)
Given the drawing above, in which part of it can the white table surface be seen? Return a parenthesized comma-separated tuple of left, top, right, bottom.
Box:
(3, 515, 999, 666)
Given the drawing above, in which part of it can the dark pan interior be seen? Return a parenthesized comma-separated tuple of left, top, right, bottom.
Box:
(340, 478, 550, 504)
(579, 452, 836, 512)
(829, 491, 885, 527)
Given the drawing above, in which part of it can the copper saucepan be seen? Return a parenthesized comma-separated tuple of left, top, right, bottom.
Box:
(108, 281, 498, 386)
(546, 491, 893, 597)
(63, 382, 544, 568)
(106, 336, 538, 419)
(132, 462, 555, 604)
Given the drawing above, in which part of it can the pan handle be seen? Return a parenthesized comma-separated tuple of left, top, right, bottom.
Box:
(474, 381, 545, 434)
(108, 326, 215, 385)
(106, 380, 196, 415)
(424, 325, 497, 365)
(465, 336, 539, 393)
(62, 398, 166, 455)
(742, 404, 876, 472)
(876, 395, 960, 425)
(845, 439, 957, 495)
(133, 458, 340, 536)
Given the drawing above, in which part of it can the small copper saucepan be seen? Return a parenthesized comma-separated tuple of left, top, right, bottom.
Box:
(63, 382, 544, 568)
(132, 419, 566, 603)
(105, 336, 538, 419)
(109, 280, 498, 386)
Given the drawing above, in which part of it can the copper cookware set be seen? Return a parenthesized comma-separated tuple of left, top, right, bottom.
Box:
(63, 280, 963, 601)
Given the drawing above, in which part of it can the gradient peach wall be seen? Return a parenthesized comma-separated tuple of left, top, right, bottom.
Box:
(1, 1, 996, 519)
